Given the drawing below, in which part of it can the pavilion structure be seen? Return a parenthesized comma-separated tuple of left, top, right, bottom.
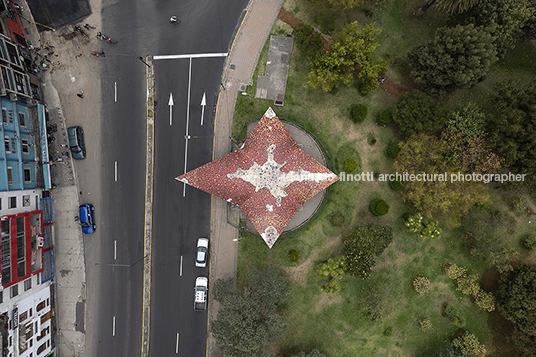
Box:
(176, 108, 338, 248)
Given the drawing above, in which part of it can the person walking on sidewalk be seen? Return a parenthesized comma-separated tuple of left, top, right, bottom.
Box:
(77, 90, 84, 98)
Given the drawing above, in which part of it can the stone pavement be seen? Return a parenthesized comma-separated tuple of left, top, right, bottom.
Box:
(207, 0, 284, 355)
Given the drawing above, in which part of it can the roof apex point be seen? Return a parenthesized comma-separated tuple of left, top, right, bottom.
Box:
(264, 107, 276, 118)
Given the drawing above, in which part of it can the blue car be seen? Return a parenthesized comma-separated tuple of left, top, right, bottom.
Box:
(79, 203, 96, 234)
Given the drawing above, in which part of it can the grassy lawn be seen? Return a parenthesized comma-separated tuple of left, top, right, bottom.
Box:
(230, 0, 536, 356)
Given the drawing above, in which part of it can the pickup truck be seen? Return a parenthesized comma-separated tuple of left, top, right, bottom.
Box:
(194, 277, 208, 311)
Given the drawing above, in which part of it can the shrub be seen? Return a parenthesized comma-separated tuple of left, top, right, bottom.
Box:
(383, 327, 393, 336)
(370, 199, 389, 216)
(456, 274, 481, 296)
(367, 135, 377, 145)
(321, 278, 341, 293)
(316, 257, 346, 293)
(521, 235, 536, 250)
(419, 319, 432, 332)
(350, 104, 368, 122)
(445, 264, 467, 280)
(413, 276, 432, 293)
(288, 250, 299, 263)
(385, 142, 401, 158)
(452, 332, 487, 357)
(377, 110, 392, 126)
(442, 303, 457, 317)
(344, 158, 358, 173)
(329, 211, 345, 227)
(389, 179, 403, 190)
(474, 290, 496, 312)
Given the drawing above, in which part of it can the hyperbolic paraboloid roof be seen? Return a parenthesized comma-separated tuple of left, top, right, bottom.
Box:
(176, 108, 338, 248)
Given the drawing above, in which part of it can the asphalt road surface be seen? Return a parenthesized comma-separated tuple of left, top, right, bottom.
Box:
(85, 0, 249, 356)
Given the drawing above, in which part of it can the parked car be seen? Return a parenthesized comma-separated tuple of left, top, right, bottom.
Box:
(195, 238, 209, 267)
(67, 126, 86, 159)
(79, 203, 96, 234)
(194, 276, 208, 311)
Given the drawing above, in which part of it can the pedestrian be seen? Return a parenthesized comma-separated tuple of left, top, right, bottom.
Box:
(61, 144, 68, 148)
(77, 90, 84, 99)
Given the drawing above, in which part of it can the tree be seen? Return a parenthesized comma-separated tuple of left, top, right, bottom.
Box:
(343, 224, 393, 278)
(291, 349, 327, 357)
(293, 23, 323, 59)
(497, 264, 536, 336)
(391, 91, 450, 137)
(211, 270, 290, 356)
(308, 22, 386, 93)
(512, 327, 536, 357)
(316, 257, 346, 292)
(452, 332, 487, 356)
(437, 340, 468, 357)
(408, 24, 497, 96)
(448, 102, 486, 139)
(451, 0, 532, 58)
(415, 0, 481, 16)
(487, 78, 536, 183)
(395, 134, 489, 225)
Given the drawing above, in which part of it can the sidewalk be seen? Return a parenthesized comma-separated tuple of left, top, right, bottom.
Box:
(19, 0, 104, 355)
(207, 0, 284, 355)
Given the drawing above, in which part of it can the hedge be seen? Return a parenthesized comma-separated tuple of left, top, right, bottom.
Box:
(350, 104, 367, 122)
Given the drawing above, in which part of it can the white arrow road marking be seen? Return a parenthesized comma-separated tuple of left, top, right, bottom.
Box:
(200, 92, 206, 126)
(168, 93, 174, 126)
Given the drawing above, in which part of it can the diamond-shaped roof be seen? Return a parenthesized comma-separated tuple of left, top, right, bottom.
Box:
(176, 108, 338, 248)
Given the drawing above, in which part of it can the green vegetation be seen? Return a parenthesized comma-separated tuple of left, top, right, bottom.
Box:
(344, 157, 358, 172)
(350, 103, 367, 122)
(288, 249, 299, 262)
(376, 110, 391, 126)
(369, 198, 389, 216)
(230, 0, 536, 355)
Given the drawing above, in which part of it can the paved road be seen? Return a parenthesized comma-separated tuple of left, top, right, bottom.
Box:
(82, 0, 248, 356)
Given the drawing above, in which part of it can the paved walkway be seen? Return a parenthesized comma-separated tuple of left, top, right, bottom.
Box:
(207, 0, 284, 355)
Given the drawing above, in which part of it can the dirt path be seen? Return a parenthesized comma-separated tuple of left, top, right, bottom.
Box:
(277, 8, 406, 98)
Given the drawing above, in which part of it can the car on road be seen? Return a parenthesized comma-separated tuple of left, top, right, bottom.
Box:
(79, 203, 96, 234)
(196, 238, 209, 267)
(194, 276, 208, 311)
(67, 125, 86, 160)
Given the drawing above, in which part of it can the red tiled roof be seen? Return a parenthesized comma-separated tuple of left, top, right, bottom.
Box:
(177, 108, 338, 248)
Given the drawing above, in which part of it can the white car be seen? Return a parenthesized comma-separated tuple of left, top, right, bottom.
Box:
(194, 276, 208, 311)
(195, 238, 209, 267)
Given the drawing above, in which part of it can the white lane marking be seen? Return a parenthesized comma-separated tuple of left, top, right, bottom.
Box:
(114, 240, 117, 260)
(180, 255, 183, 276)
(113, 316, 116, 336)
(200, 92, 206, 126)
(182, 57, 192, 197)
(169, 93, 174, 126)
(114, 81, 117, 102)
(114, 161, 118, 182)
(175, 333, 180, 354)
(153, 52, 228, 60)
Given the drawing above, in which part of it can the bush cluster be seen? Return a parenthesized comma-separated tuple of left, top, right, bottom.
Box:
(442, 303, 466, 328)
(377, 110, 392, 126)
(344, 158, 358, 173)
(404, 213, 441, 238)
(370, 199, 389, 216)
(445, 263, 496, 312)
(350, 104, 368, 122)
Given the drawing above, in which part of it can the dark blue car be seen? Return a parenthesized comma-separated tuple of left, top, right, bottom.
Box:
(79, 203, 96, 234)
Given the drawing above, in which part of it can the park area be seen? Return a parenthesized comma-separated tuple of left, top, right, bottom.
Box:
(213, 0, 536, 356)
